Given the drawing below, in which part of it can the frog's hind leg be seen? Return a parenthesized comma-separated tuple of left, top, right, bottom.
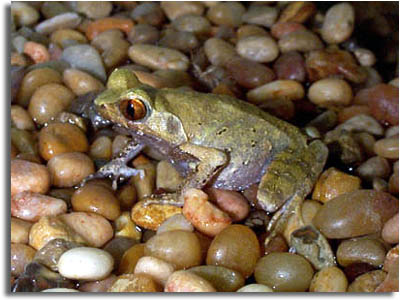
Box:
(257, 140, 328, 247)
(79, 140, 145, 190)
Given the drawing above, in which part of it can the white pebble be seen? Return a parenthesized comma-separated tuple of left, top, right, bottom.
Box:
(237, 283, 273, 292)
(58, 247, 114, 281)
(134, 256, 175, 286)
(42, 288, 79, 292)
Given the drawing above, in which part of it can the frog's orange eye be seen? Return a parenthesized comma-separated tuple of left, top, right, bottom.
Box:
(119, 99, 146, 121)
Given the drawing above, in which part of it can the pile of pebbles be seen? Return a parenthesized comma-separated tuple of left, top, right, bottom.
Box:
(11, 1, 398, 293)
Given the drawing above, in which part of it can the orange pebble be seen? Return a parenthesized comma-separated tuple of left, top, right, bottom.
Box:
(86, 18, 134, 40)
(23, 41, 50, 64)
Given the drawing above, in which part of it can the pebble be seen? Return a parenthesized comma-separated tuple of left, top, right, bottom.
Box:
(306, 49, 367, 83)
(375, 245, 399, 292)
(204, 38, 237, 67)
(134, 256, 175, 286)
(127, 24, 159, 45)
(17, 67, 62, 108)
(164, 270, 216, 292)
(113, 211, 141, 240)
(224, 56, 276, 89)
(35, 12, 82, 35)
(38, 123, 89, 161)
(131, 200, 181, 231)
(348, 270, 387, 292)
(23, 41, 50, 64)
(278, 1, 316, 23)
(337, 238, 386, 268)
(58, 247, 114, 281)
(40, 1, 71, 19)
(321, 3, 355, 44)
(128, 44, 189, 71)
(11, 105, 35, 131)
(75, 1, 112, 19)
(131, 155, 156, 201)
(247, 80, 305, 104)
(59, 212, 113, 248)
(11, 159, 51, 197)
(206, 2, 245, 28)
(63, 68, 104, 96)
(28, 216, 86, 250)
(71, 182, 120, 220)
(157, 214, 194, 235)
(131, 3, 165, 27)
(78, 275, 117, 292)
(206, 188, 250, 222)
(189, 265, 245, 292)
(103, 237, 138, 270)
(308, 78, 353, 108)
(312, 167, 361, 203)
(355, 84, 399, 126)
(309, 266, 348, 292)
(33, 238, 81, 271)
(278, 30, 324, 53)
(48, 152, 94, 187)
(11, 191, 67, 222)
(108, 273, 160, 292)
(85, 17, 133, 41)
(356, 156, 391, 182)
(241, 5, 279, 28)
(207, 224, 260, 278)
(335, 114, 384, 136)
(236, 36, 279, 63)
(159, 30, 199, 53)
(11, 2, 40, 27)
(118, 243, 146, 275)
(145, 230, 202, 270)
(161, 1, 205, 20)
(273, 51, 306, 82)
(42, 288, 79, 292)
(337, 105, 371, 124)
(11, 243, 36, 276)
(354, 48, 376, 67)
(183, 188, 232, 237)
(254, 252, 314, 292)
(172, 14, 211, 36)
(271, 22, 306, 39)
(237, 284, 273, 292)
(374, 136, 399, 159)
(61, 44, 106, 82)
(11, 217, 32, 244)
(382, 213, 399, 244)
(237, 24, 269, 40)
(28, 83, 75, 125)
(313, 190, 398, 239)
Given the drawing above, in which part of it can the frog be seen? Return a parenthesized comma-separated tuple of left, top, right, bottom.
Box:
(83, 69, 328, 244)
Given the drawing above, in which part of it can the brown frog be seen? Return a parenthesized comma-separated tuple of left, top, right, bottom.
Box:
(85, 69, 328, 243)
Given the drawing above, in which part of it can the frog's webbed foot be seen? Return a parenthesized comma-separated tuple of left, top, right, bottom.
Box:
(142, 192, 183, 207)
(259, 140, 328, 247)
(80, 140, 145, 190)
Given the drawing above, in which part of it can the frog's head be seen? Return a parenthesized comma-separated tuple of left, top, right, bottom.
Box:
(95, 69, 187, 144)
(94, 69, 155, 129)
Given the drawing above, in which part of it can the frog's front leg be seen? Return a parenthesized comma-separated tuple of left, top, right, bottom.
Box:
(80, 140, 145, 190)
(144, 143, 228, 207)
(258, 140, 328, 247)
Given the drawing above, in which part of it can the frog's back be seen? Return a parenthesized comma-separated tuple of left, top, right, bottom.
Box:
(157, 89, 308, 190)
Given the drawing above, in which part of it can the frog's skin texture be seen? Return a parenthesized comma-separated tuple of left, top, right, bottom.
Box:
(89, 69, 328, 243)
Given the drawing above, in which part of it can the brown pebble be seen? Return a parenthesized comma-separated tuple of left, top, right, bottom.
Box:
(72, 182, 121, 221)
(38, 123, 89, 161)
(11, 159, 51, 197)
(11, 243, 36, 276)
(382, 213, 399, 244)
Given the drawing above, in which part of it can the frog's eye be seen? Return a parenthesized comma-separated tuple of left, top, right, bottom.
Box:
(119, 99, 146, 121)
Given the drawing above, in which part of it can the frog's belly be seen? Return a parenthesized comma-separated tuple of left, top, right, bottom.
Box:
(210, 142, 273, 191)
